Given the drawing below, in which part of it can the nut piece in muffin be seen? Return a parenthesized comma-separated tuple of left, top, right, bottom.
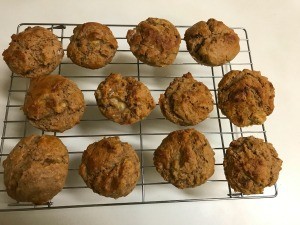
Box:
(67, 22, 118, 69)
(2, 26, 64, 78)
(23, 74, 85, 132)
(127, 17, 181, 67)
(153, 128, 215, 189)
(217, 69, 275, 127)
(79, 137, 140, 198)
(184, 18, 240, 66)
(3, 135, 69, 205)
(223, 136, 282, 194)
(159, 72, 213, 126)
(95, 73, 155, 125)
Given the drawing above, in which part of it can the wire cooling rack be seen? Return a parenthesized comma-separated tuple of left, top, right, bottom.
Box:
(0, 23, 277, 212)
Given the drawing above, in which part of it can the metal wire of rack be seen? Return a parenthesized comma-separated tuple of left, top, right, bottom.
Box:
(0, 23, 277, 212)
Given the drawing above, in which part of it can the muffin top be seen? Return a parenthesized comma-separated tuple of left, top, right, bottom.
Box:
(217, 69, 275, 127)
(159, 72, 213, 126)
(95, 73, 155, 125)
(3, 135, 69, 204)
(153, 128, 215, 189)
(2, 26, 64, 78)
(127, 17, 181, 67)
(23, 74, 85, 132)
(67, 22, 118, 69)
(79, 137, 140, 198)
(184, 18, 240, 66)
(223, 136, 282, 194)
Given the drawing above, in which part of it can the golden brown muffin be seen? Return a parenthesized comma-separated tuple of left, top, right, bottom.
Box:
(23, 74, 85, 132)
(79, 137, 140, 198)
(67, 22, 118, 69)
(153, 129, 215, 189)
(126, 17, 181, 67)
(2, 135, 69, 204)
(94, 73, 155, 125)
(184, 18, 240, 66)
(159, 72, 213, 126)
(223, 136, 282, 194)
(217, 69, 275, 127)
(2, 26, 64, 78)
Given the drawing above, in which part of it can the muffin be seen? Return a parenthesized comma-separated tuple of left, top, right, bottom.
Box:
(126, 17, 181, 67)
(23, 74, 85, 132)
(223, 136, 282, 194)
(184, 18, 240, 66)
(2, 135, 69, 204)
(2, 26, 64, 78)
(153, 128, 215, 189)
(79, 137, 140, 198)
(217, 69, 275, 127)
(94, 73, 155, 125)
(159, 72, 213, 126)
(67, 22, 118, 69)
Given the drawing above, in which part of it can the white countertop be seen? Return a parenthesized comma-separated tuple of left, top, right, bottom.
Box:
(0, 0, 299, 224)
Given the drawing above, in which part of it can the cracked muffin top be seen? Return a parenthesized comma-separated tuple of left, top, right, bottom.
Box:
(94, 73, 155, 125)
(217, 69, 275, 127)
(79, 136, 140, 198)
(153, 128, 215, 189)
(159, 72, 213, 126)
(126, 17, 181, 67)
(184, 18, 240, 66)
(23, 74, 85, 132)
(223, 136, 282, 194)
(67, 22, 118, 69)
(2, 26, 64, 78)
(3, 135, 69, 204)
